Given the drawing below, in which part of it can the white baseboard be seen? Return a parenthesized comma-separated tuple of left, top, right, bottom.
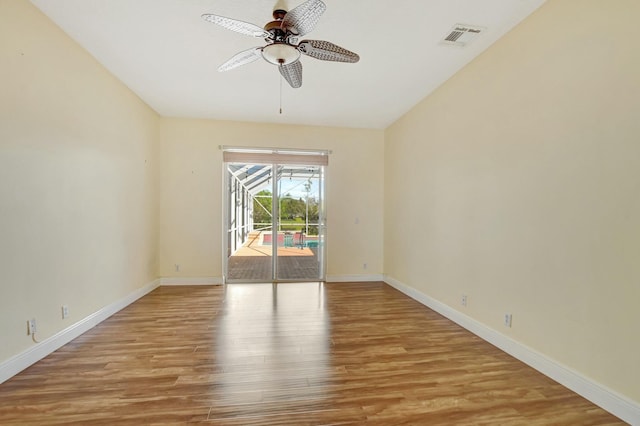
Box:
(326, 274, 384, 283)
(383, 275, 640, 425)
(0, 279, 160, 385)
(159, 276, 222, 286)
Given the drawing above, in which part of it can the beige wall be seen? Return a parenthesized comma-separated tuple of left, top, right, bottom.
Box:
(158, 118, 384, 279)
(0, 1, 159, 363)
(384, 0, 640, 402)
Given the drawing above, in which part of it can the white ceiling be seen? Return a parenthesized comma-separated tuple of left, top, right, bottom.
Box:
(31, 0, 545, 129)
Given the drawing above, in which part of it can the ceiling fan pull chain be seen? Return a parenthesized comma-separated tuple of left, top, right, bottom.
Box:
(279, 69, 283, 114)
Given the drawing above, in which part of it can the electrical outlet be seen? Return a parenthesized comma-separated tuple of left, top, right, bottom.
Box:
(27, 318, 37, 335)
(62, 305, 69, 319)
(504, 313, 513, 328)
(175, 264, 180, 272)
(363, 263, 367, 270)
(461, 295, 467, 307)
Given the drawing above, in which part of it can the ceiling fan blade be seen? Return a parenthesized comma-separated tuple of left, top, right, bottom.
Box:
(279, 60, 303, 88)
(218, 47, 263, 72)
(202, 14, 270, 38)
(281, 0, 326, 37)
(298, 40, 360, 63)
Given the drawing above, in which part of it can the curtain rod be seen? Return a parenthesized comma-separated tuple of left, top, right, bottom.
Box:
(219, 145, 332, 155)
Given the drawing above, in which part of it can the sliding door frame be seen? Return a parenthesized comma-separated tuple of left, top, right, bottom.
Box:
(222, 146, 329, 284)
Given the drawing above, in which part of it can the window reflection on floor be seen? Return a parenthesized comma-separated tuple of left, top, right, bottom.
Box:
(211, 283, 333, 409)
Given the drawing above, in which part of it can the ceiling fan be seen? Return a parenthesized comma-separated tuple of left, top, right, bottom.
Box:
(202, 0, 360, 88)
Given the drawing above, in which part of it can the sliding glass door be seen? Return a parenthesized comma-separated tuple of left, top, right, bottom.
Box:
(223, 149, 327, 283)
(275, 163, 325, 281)
(226, 163, 275, 282)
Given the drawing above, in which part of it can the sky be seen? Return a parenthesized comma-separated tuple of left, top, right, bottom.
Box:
(278, 177, 320, 199)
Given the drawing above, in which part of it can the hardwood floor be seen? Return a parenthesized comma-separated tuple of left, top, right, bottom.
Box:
(0, 283, 624, 425)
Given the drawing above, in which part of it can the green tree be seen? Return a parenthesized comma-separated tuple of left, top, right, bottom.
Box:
(302, 181, 320, 234)
(253, 190, 272, 228)
(280, 194, 302, 220)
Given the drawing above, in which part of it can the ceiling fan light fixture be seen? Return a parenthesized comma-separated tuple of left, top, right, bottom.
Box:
(262, 43, 301, 65)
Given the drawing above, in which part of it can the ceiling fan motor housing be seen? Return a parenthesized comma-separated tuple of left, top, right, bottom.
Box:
(264, 10, 289, 42)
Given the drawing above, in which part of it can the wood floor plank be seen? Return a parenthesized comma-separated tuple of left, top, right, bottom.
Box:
(0, 282, 625, 425)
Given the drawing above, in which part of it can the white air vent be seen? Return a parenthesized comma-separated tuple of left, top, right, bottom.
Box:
(441, 24, 485, 47)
